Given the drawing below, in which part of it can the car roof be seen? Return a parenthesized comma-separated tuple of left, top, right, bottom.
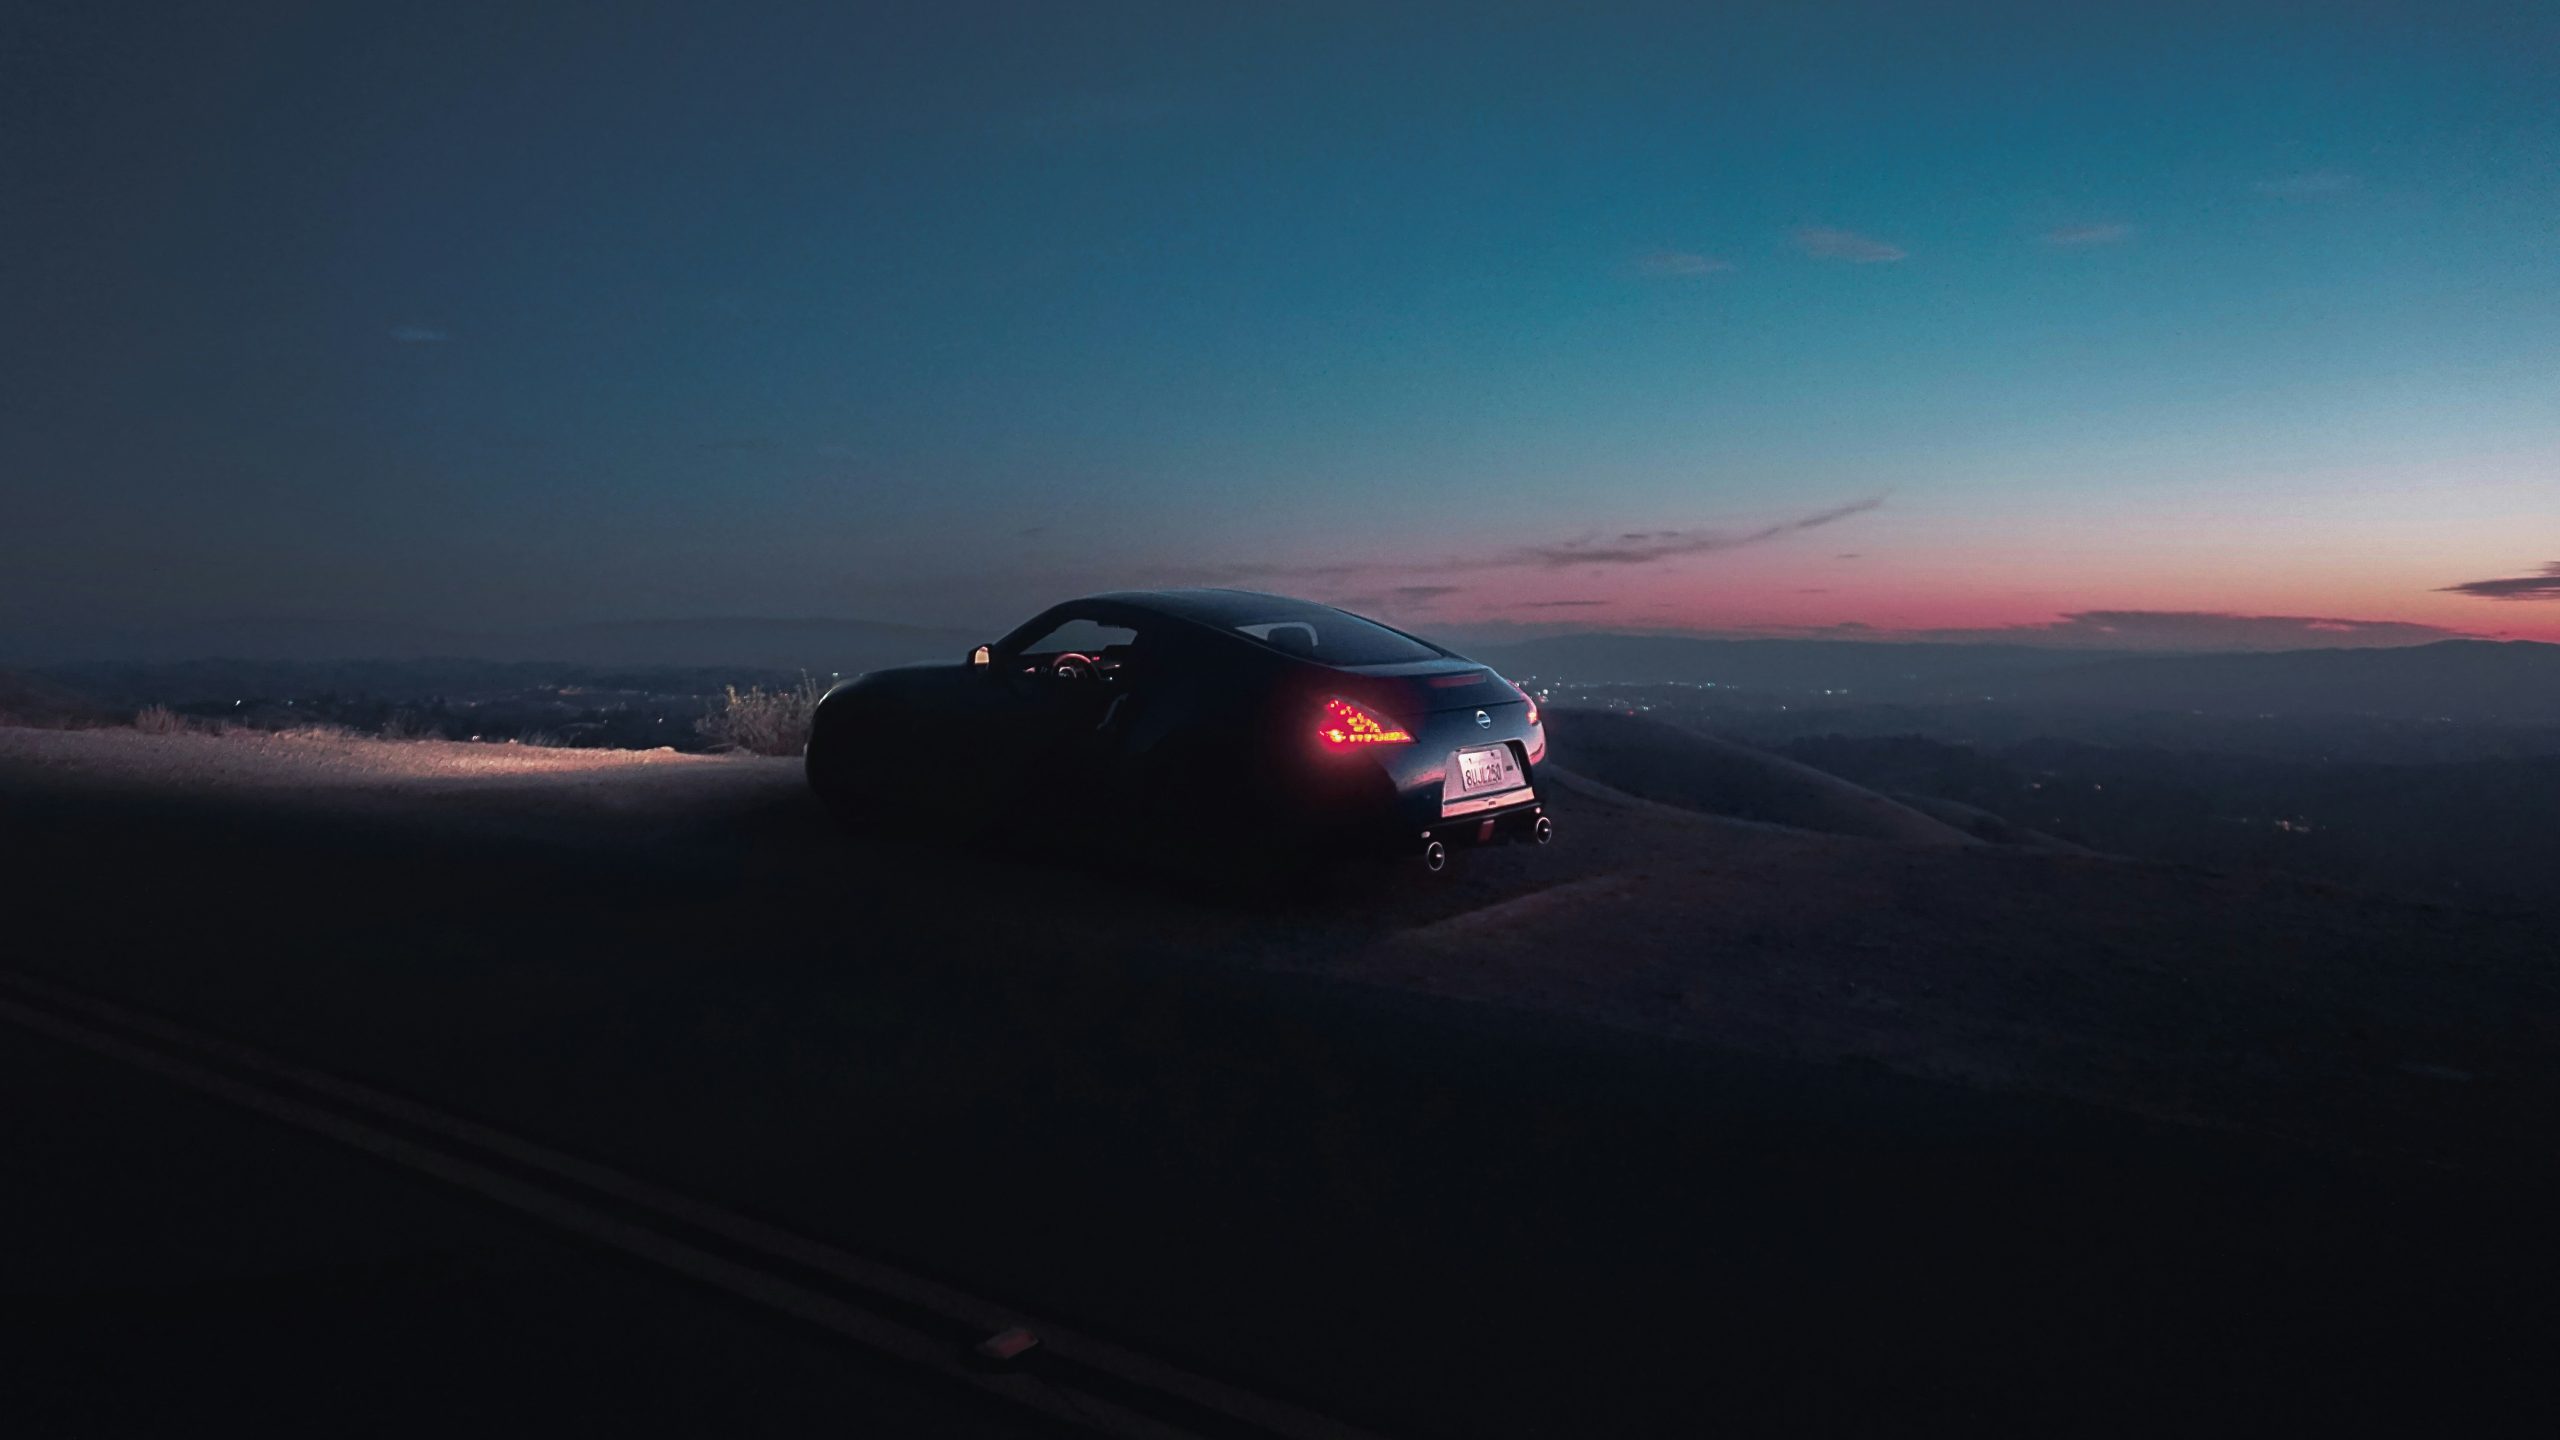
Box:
(1081, 588, 1357, 628)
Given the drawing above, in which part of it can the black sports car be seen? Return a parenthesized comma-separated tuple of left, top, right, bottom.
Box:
(805, 588, 1550, 874)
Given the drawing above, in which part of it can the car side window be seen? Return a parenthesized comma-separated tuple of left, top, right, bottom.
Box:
(1014, 619, 1137, 658)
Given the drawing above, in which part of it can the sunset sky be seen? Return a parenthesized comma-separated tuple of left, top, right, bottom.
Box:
(7, 0, 2556, 653)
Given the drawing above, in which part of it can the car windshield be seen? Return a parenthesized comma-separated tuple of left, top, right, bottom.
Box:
(1233, 611, 1441, 665)
(1013, 618, 1137, 656)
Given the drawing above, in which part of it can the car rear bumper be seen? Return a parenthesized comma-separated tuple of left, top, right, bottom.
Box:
(1274, 698, 1548, 860)
(1379, 713, 1546, 853)
(1415, 788, 1546, 852)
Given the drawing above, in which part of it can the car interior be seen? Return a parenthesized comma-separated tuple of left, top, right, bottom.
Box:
(1011, 618, 1142, 685)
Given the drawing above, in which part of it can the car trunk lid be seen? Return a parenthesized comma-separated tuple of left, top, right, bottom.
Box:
(1339, 660, 1522, 718)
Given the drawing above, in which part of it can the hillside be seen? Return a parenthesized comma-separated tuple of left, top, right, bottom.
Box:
(1546, 706, 1975, 845)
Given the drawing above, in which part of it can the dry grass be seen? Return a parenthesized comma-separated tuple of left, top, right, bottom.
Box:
(379, 713, 443, 742)
(696, 675, 826, 756)
(134, 704, 192, 735)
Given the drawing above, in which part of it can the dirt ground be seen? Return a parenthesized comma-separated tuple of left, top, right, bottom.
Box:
(12, 723, 2545, 1170)
(4, 723, 2556, 1435)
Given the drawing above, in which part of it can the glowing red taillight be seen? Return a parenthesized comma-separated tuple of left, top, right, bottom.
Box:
(1317, 696, 1413, 749)
(1512, 681, 1540, 728)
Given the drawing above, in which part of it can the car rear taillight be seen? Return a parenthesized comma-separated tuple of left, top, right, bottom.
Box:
(1317, 696, 1413, 749)
(1512, 681, 1540, 727)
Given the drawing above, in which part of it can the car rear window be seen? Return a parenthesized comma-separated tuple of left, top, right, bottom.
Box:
(1234, 612, 1442, 665)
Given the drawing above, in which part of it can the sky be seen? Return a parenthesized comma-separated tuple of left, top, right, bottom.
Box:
(5, 0, 2557, 654)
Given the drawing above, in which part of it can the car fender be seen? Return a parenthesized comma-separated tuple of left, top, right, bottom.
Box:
(806, 664, 1000, 803)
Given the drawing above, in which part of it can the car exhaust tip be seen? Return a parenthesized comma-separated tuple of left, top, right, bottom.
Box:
(1532, 815, 1554, 846)
(1421, 839, 1449, 874)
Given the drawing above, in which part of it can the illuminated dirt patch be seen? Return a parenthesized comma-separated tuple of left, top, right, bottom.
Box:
(0, 724, 773, 791)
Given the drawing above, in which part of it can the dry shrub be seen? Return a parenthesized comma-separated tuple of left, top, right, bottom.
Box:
(134, 704, 191, 735)
(380, 713, 442, 741)
(696, 675, 826, 756)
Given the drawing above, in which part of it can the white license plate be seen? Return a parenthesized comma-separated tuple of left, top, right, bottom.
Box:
(1456, 745, 1518, 793)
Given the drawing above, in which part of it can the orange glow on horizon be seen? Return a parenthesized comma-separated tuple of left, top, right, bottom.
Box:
(1293, 475, 2560, 646)
(1332, 565, 2560, 646)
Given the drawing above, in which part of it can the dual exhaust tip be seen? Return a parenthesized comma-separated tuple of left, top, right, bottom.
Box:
(1421, 813, 1553, 873)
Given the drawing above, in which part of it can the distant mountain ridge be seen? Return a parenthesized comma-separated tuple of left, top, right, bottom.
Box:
(18, 618, 2560, 725)
(1, 616, 981, 674)
(1472, 634, 2560, 724)
(1473, 634, 2145, 691)
(0, 669, 120, 727)
(522, 618, 980, 672)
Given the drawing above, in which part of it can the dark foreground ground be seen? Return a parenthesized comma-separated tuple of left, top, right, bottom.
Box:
(2, 727, 2555, 1436)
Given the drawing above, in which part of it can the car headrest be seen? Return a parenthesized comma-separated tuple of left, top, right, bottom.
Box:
(1263, 623, 1319, 656)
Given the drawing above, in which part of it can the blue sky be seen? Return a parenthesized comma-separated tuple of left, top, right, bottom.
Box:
(5, 0, 2555, 650)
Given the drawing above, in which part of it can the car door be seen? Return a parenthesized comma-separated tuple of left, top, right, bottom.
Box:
(985, 609, 1143, 806)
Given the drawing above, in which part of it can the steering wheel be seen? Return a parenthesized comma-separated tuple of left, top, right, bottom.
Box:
(1049, 651, 1098, 683)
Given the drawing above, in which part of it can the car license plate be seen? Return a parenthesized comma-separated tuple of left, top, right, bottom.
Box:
(1456, 745, 1517, 793)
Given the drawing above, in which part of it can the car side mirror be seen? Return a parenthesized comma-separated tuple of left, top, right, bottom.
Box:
(970, 644, 992, 670)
